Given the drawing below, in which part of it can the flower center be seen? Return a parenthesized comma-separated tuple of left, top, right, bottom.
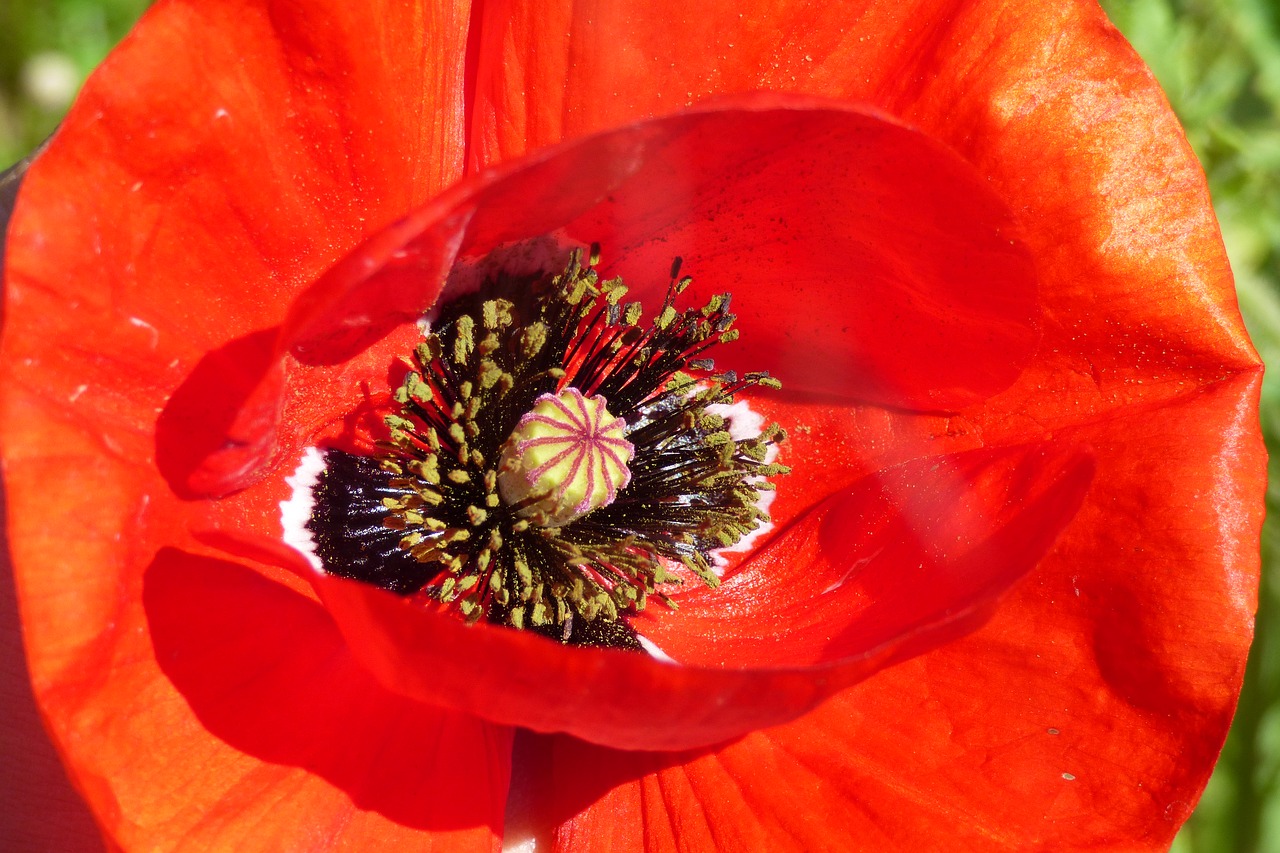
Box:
(496, 388, 634, 526)
(305, 245, 787, 649)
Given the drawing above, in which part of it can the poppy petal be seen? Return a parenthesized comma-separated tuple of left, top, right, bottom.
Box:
(470, 0, 1254, 380)
(0, 0, 474, 495)
(467, 9, 1263, 842)
(523, 370, 1264, 852)
(299, 96, 1038, 404)
(0, 540, 103, 851)
(1, 0, 1263, 848)
(140, 549, 511, 851)
(7, 455, 511, 853)
(314, 439, 1092, 751)
(634, 442, 1095, 666)
(4, 356, 511, 849)
(2, 0, 504, 844)
(551, 98, 1041, 408)
(192, 96, 1037, 501)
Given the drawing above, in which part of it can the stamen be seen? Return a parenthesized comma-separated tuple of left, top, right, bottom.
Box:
(304, 246, 788, 649)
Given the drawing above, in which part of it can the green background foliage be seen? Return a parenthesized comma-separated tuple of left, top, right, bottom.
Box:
(1, 1, 1276, 849)
(0, 0, 148, 163)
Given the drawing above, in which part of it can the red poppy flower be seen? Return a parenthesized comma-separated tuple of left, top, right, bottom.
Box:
(0, 0, 1264, 850)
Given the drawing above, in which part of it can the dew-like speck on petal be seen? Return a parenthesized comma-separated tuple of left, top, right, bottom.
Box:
(128, 315, 160, 349)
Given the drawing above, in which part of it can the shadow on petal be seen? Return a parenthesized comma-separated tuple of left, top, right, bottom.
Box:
(155, 329, 284, 499)
(1090, 580, 1196, 716)
(143, 548, 510, 833)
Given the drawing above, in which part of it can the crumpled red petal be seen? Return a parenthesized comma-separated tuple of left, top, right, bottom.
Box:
(471, 0, 1254, 383)
(3, 0, 473, 503)
(287, 94, 1040, 409)
(635, 442, 1094, 666)
(0, 0, 1265, 848)
(465, 0, 1266, 845)
(178, 95, 1040, 498)
(1, 381, 511, 851)
(0, 0, 521, 847)
(314, 440, 1092, 750)
(530, 373, 1265, 852)
(143, 549, 512, 851)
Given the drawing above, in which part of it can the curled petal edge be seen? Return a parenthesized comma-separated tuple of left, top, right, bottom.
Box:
(164, 92, 1040, 499)
(304, 441, 1094, 751)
